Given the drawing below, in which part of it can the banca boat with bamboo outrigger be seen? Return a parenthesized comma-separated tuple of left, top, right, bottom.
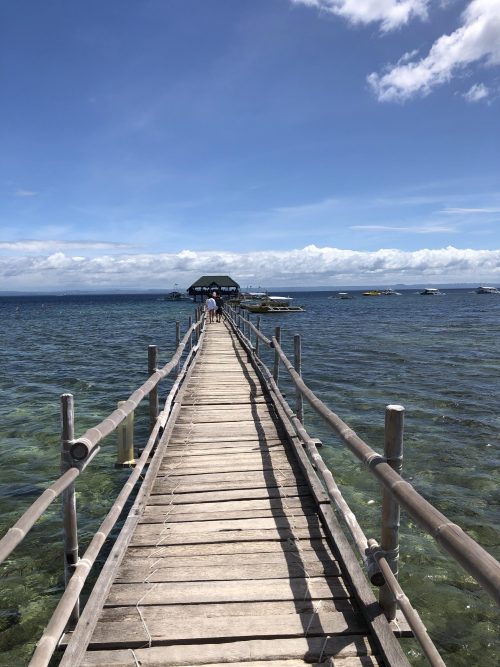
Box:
(241, 294, 305, 313)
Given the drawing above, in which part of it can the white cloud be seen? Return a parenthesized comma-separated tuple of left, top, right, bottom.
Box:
(1, 246, 499, 290)
(368, 0, 500, 101)
(0, 240, 135, 253)
(291, 0, 429, 32)
(350, 224, 454, 232)
(441, 207, 500, 213)
(463, 82, 490, 101)
(15, 189, 37, 197)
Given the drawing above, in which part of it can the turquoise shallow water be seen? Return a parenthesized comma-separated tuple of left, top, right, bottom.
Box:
(0, 290, 499, 665)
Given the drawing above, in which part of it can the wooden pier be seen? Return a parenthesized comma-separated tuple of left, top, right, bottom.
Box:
(59, 321, 408, 666)
(2, 307, 499, 667)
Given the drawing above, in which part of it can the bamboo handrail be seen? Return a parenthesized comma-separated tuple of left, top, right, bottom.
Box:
(70, 321, 199, 462)
(268, 335, 500, 606)
(0, 314, 203, 567)
(368, 539, 446, 667)
(28, 402, 181, 667)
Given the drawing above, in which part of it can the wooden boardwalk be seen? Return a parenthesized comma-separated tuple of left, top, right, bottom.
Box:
(61, 321, 409, 667)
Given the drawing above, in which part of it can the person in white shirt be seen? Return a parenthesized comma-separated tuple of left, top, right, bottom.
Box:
(206, 293, 216, 323)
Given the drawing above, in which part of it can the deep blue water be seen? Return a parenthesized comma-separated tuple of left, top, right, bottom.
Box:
(0, 290, 499, 665)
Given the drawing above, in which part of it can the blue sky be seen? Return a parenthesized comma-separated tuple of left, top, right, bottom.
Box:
(1, 0, 500, 290)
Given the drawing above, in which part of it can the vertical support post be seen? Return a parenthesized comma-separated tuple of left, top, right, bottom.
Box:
(175, 321, 181, 377)
(294, 334, 304, 423)
(195, 307, 200, 343)
(116, 401, 135, 466)
(188, 315, 193, 350)
(60, 393, 79, 627)
(255, 316, 261, 358)
(273, 326, 281, 382)
(148, 345, 159, 433)
(380, 404, 405, 620)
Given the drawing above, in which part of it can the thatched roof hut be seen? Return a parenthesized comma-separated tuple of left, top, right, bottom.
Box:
(187, 275, 240, 301)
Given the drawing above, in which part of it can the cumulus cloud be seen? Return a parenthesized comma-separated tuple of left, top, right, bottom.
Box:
(291, 0, 429, 32)
(368, 0, 500, 101)
(1, 246, 499, 290)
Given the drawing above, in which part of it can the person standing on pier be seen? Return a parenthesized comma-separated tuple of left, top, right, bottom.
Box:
(214, 293, 223, 322)
(206, 293, 216, 323)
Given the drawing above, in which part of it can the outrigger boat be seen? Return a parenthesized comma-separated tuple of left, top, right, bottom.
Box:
(241, 295, 304, 313)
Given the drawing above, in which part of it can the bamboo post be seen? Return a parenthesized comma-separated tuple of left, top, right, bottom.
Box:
(116, 401, 135, 467)
(148, 345, 159, 433)
(273, 326, 281, 382)
(380, 404, 405, 620)
(175, 321, 181, 377)
(294, 334, 303, 423)
(60, 393, 79, 627)
(255, 316, 261, 357)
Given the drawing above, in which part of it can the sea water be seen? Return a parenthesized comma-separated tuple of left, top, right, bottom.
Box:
(0, 290, 498, 666)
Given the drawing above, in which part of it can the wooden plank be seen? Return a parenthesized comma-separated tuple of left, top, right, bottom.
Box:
(115, 560, 341, 583)
(80, 637, 378, 666)
(98, 599, 357, 621)
(130, 526, 328, 547)
(137, 515, 324, 533)
(88, 610, 367, 648)
(153, 470, 303, 486)
(149, 484, 312, 503)
(163, 451, 291, 464)
(105, 577, 351, 606)
(165, 443, 286, 456)
(143, 497, 316, 514)
(124, 538, 334, 559)
(152, 479, 306, 495)
(140, 504, 318, 522)
(120, 549, 336, 568)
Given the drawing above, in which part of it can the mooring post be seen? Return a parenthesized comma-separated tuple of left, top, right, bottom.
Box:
(148, 345, 159, 433)
(294, 334, 304, 423)
(60, 393, 80, 627)
(255, 316, 261, 358)
(380, 404, 405, 620)
(273, 326, 281, 382)
(188, 315, 193, 350)
(116, 401, 135, 466)
(175, 321, 181, 377)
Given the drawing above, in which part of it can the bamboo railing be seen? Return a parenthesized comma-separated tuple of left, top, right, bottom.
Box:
(0, 310, 205, 667)
(225, 303, 500, 667)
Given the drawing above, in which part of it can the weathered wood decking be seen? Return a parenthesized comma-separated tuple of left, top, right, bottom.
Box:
(62, 321, 408, 667)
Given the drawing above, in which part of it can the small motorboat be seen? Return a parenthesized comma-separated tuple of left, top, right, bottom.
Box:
(362, 290, 381, 296)
(381, 289, 401, 296)
(476, 286, 500, 294)
(164, 291, 192, 301)
(420, 288, 444, 295)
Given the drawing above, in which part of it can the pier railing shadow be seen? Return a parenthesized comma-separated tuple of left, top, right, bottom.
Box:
(225, 303, 500, 667)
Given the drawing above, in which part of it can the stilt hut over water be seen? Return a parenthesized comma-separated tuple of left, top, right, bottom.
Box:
(188, 274, 240, 302)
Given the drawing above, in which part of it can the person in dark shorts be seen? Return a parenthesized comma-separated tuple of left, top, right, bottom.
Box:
(214, 293, 223, 322)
